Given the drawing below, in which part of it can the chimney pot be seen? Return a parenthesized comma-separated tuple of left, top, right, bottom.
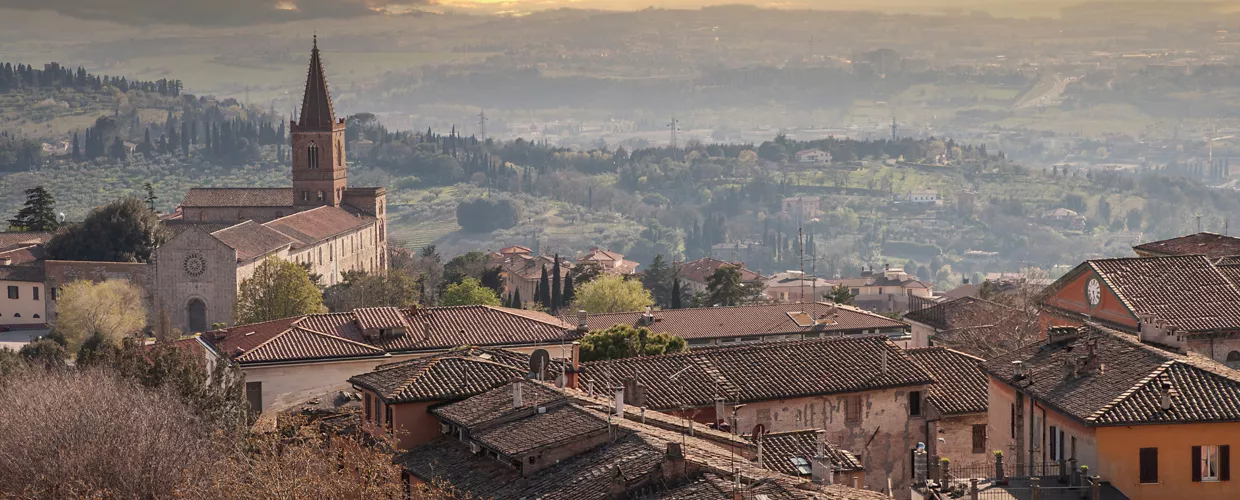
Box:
(1160, 381, 1173, 410)
(577, 310, 589, 332)
(880, 348, 889, 376)
(513, 379, 524, 408)
(614, 386, 625, 417)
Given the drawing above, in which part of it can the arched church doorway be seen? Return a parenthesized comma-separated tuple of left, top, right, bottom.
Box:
(187, 298, 207, 333)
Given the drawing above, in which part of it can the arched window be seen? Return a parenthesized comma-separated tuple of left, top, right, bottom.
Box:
(307, 141, 319, 169)
(13, 313, 20, 318)
(33, 314, 40, 319)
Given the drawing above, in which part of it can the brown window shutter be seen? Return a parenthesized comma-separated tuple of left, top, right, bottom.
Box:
(1222, 445, 1231, 482)
(1192, 446, 1203, 482)
(1139, 448, 1158, 484)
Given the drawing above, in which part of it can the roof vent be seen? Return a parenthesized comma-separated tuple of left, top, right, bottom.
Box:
(1159, 381, 1174, 411)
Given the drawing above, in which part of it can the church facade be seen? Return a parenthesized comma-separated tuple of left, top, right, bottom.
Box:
(155, 39, 387, 334)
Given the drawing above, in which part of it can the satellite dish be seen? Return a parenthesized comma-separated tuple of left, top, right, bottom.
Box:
(752, 423, 767, 438)
(530, 349, 551, 381)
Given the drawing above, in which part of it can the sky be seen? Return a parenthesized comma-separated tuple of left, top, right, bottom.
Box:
(0, 0, 1200, 26)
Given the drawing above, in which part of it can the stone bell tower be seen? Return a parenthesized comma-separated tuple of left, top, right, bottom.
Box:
(291, 36, 347, 208)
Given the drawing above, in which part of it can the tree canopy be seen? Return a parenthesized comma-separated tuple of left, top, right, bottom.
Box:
(826, 283, 855, 306)
(235, 258, 326, 325)
(53, 279, 147, 353)
(45, 196, 166, 263)
(323, 270, 420, 312)
(579, 324, 687, 362)
(441, 277, 502, 307)
(571, 274, 653, 314)
(7, 186, 57, 232)
(703, 265, 766, 307)
(455, 196, 522, 233)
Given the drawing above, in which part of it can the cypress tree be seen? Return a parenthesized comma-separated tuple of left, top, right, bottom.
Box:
(551, 254, 562, 311)
(71, 132, 79, 159)
(671, 278, 682, 309)
(538, 264, 551, 309)
(562, 272, 575, 307)
(512, 288, 522, 309)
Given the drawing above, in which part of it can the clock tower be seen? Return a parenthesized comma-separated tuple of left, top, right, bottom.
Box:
(291, 36, 347, 208)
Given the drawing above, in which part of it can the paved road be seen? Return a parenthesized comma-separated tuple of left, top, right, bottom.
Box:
(0, 329, 47, 351)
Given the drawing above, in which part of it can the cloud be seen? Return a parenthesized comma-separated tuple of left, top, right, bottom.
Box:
(2, 0, 430, 26)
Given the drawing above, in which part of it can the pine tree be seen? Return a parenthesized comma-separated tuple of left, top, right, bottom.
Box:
(562, 272, 576, 308)
(8, 186, 58, 232)
(551, 254, 562, 311)
(538, 264, 551, 309)
(671, 278, 682, 309)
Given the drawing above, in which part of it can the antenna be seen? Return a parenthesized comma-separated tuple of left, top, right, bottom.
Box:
(891, 116, 898, 142)
(478, 109, 488, 142)
(667, 116, 679, 158)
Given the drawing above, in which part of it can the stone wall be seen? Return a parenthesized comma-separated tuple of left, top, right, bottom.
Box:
(153, 226, 239, 333)
(182, 206, 292, 224)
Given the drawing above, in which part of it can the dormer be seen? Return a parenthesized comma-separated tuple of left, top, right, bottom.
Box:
(353, 306, 411, 341)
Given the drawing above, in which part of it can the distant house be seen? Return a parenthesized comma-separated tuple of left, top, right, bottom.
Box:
(576, 247, 639, 275)
(675, 257, 762, 296)
(204, 305, 577, 413)
(568, 302, 909, 347)
(489, 247, 571, 304)
(829, 266, 933, 314)
(1040, 207, 1087, 230)
(781, 197, 821, 220)
(764, 270, 835, 304)
(795, 148, 831, 164)
(1132, 232, 1240, 259)
(903, 190, 940, 205)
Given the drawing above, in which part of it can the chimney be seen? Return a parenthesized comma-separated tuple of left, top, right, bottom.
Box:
(714, 397, 726, 426)
(1048, 326, 1080, 344)
(756, 434, 765, 468)
(613, 386, 625, 417)
(666, 442, 684, 460)
(812, 430, 833, 485)
(880, 348, 889, 376)
(566, 341, 581, 389)
(1159, 381, 1174, 411)
(577, 310, 589, 332)
(513, 379, 524, 408)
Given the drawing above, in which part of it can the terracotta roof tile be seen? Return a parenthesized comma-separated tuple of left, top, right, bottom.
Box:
(907, 347, 988, 415)
(348, 348, 551, 404)
(984, 324, 1240, 426)
(0, 232, 52, 248)
(0, 244, 45, 266)
(569, 303, 906, 341)
(433, 381, 567, 428)
(0, 265, 44, 282)
(903, 297, 1013, 331)
(263, 206, 373, 248)
(235, 326, 384, 363)
(677, 257, 762, 284)
(209, 221, 294, 262)
(1087, 255, 1240, 332)
(473, 404, 608, 455)
(581, 336, 934, 410)
(352, 306, 409, 331)
(210, 306, 578, 365)
(758, 430, 864, 477)
(180, 188, 293, 208)
(1133, 232, 1240, 258)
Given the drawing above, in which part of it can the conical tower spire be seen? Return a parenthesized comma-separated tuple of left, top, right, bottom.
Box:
(297, 35, 336, 131)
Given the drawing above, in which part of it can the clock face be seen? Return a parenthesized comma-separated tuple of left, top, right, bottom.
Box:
(183, 252, 207, 279)
(1086, 278, 1102, 307)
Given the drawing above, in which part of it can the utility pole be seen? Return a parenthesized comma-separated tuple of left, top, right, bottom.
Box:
(668, 116, 680, 161)
(891, 116, 898, 142)
(478, 109, 488, 142)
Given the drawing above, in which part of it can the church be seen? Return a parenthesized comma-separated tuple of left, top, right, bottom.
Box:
(154, 38, 387, 334)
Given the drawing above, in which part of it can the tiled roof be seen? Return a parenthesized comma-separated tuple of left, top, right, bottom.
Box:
(352, 306, 409, 331)
(209, 221, 293, 262)
(581, 336, 934, 410)
(433, 381, 567, 428)
(0, 243, 45, 266)
(348, 348, 551, 404)
(907, 347, 988, 415)
(903, 297, 1013, 331)
(180, 188, 293, 208)
(234, 326, 385, 363)
(0, 265, 44, 282)
(473, 404, 608, 455)
(263, 206, 374, 248)
(677, 257, 762, 284)
(1087, 255, 1240, 332)
(758, 430, 863, 477)
(569, 302, 906, 341)
(983, 324, 1240, 426)
(1133, 232, 1240, 258)
(0, 232, 52, 248)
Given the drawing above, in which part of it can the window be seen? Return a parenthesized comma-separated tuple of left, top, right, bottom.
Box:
(364, 393, 372, 422)
(32, 314, 39, 319)
(1194, 445, 1230, 482)
(790, 457, 812, 476)
(845, 395, 862, 423)
(1050, 425, 1058, 460)
(245, 382, 263, 415)
(972, 424, 987, 454)
(50, 287, 56, 301)
(302, 191, 309, 201)
(373, 397, 382, 425)
(1140, 448, 1159, 484)
(13, 313, 19, 318)
(317, 191, 324, 202)
(32, 287, 38, 301)
(1010, 403, 1017, 438)
(307, 141, 319, 168)
(1070, 435, 1077, 459)
(7, 286, 17, 299)
(909, 391, 922, 417)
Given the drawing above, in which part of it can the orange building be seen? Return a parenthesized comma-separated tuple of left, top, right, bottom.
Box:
(1038, 255, 1240, 367)
(985, 324, 1240, 500)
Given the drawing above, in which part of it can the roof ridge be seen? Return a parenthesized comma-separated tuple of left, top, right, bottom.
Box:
(1087, 360, 1176, 423)
(234, 324, 299, 360)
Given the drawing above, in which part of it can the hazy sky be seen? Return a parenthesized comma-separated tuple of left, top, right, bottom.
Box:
(0, 0, 1193, 26)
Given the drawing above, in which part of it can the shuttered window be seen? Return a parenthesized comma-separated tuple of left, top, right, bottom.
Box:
(972, 424, 987, 454)
(1139, 448, 1158, 484)
(909, 391, 922, 417)
(845, 395, 862, 423)
(1049, 426, 1058, 460)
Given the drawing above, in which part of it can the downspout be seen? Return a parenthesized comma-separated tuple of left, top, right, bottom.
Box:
(1028, 392, 1037, 477)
